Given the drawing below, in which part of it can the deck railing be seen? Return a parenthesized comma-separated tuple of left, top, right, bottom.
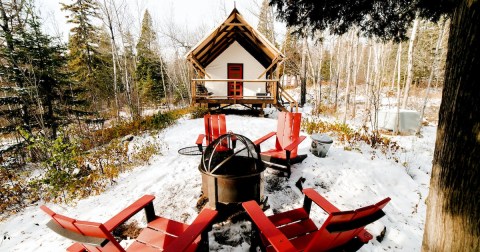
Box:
(191, 79, 278, 101)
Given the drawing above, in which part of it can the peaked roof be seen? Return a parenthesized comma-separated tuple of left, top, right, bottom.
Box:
(186, 8, 284, 69)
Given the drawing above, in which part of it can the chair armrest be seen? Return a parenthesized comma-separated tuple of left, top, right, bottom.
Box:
(104, 195, 156, 231)
(66, 243, 86, 252)
(284, 136, 306, 152)
(303, 188, 340, 214)
(253, 132, 276, 146)
(242, 201, 297, 252)
(196, 134, 205, 146)
(164, 208, 218, 252)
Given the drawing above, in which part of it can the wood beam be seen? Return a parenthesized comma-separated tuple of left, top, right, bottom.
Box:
(188, 56, 211, 78)
(222, 23, 246, 27)
(257, 56, 280, 79)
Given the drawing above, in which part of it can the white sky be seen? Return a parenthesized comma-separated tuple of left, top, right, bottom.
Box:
(36, 0, 283, 46)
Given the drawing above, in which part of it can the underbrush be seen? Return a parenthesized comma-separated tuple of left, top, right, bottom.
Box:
(0, 108, 190, 217)
(302, 118, 400, 155)
(81, 108, 190, 150)
(312, 104, 338, 117)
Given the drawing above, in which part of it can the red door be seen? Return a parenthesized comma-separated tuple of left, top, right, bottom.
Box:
(228, 64, 243, 98)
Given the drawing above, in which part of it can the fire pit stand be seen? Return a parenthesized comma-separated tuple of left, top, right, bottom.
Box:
(198, 133, 266, 210)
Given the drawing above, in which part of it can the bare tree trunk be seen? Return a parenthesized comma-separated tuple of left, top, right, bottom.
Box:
(363, 42, 373, 126)
(334, 36, 346, 112)
(416, 19, 447, 135)
(100, 0, 120, 120)
(423, 1, 480, 250)
(371, 43, 384, 132)
(351, 35, 361, 119)
(342, 31, 354, 124)
(317, 43, 323, 109)
(391, 44, 400, 90)
(300, 36, 307, 106)
(402, 15, 419, 109)
(328, 38, 334, 102)
(394, 43, 403, 135)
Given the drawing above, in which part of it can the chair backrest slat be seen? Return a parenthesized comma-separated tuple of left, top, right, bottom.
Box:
(275, 112, 302, 158)
(41, 205, 125, 252)
(205, 114, 227, 145)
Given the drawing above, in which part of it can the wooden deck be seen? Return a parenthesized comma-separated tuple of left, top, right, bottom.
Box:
(192, 79, 298, 112)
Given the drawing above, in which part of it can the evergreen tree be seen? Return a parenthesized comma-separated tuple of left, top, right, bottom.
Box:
(0, 1, 84, 138)
(61, 0, 110, 110)
(281, 27, 301, 78)
(257, 0, 276, 44)
(95, 27, 116, 100)
(135, 10, 168, 104)
(0, 0, 31, 133)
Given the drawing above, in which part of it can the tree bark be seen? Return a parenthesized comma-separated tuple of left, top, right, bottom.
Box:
(351, 35, 361, 119)
(394, 43, 402, 135)
(101, 0, 120, 120)
(300, 37, 307, 106)
(402, 15, 419, 109)
(422, 1, 480, 251)
(342, 30, 354, 124)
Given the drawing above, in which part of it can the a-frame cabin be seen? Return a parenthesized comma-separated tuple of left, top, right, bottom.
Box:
(186, 8, 297, 113)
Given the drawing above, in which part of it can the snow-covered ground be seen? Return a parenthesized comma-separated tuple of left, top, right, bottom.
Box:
(0, 107, 436, 251)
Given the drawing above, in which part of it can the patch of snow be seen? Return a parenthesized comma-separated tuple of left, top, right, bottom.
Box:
(0, 113, 436, 251)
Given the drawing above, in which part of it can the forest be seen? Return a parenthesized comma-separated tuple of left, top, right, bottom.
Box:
(1, 0, 479, 251)
(0, 0, 450, 229)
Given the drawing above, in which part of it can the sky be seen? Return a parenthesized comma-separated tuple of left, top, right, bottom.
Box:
(37, 0, 273, 45)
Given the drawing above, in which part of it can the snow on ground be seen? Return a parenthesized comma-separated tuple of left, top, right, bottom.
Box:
(0, 108, 436, 251)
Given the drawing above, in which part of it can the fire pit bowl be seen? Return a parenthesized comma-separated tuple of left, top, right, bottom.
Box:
(199, 133, 265, 209)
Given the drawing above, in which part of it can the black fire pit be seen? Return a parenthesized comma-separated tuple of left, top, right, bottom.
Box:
(199, 133, 265, 209)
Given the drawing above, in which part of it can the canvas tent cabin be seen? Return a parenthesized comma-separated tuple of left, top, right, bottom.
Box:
(186, 8, 297, 112)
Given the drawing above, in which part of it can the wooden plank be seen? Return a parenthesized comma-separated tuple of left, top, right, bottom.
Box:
(242, 201, 297, 252)
(257, 56, 280, 79)
(188, 56, 211, 78)
(147, 217, 189, 236)
(192, 79, 279, 82)
(163, 208, 218, 252)
(302, 189, 340, 214)
(267, 208, 309, 227)
(277, 219, 318, 239)
(194, 98, 275, 105)
(222, 23, 247, 26)
(104, 195, 155, 231)
(66, 243, 86, 252)
(253, 132, 276, 146)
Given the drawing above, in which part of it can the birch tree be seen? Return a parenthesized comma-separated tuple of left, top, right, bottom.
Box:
(401, 15, 419, 109)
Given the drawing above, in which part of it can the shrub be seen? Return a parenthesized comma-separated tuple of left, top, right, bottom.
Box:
(302, 119, 400, 153)
(190, 106, 209, 119)
(0, 167, 35, 218)
(6, 108, 188, 207)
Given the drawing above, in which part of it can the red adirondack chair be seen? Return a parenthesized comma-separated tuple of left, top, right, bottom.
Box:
(254, 112, 307, 177)
(196, 114, 235, 152)
(41, 195, 218, 252)
(242, 188, 391, 252)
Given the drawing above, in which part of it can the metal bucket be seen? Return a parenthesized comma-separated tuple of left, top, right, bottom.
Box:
(310, 133, 333, 157)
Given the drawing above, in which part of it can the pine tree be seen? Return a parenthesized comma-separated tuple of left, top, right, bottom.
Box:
(257, 0, 276, 44)
(95, 27, 116, 100)
(280, 27, 301, 81)
(136, 10, 169, 104)
(61, 0, 110, 110)
(0, 1, 84, 138)
(0, 0, 31, 133)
